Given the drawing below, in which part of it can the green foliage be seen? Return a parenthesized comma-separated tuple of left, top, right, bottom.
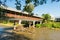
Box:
(0, 0, 60, 15)
(41, 22, 52, 28)
(41, 22, 60, 28)
(21, 21, 29, 27)
(35, 24, 42, 28)
(35, 22, 60, 28)
(0, 0, 7, 6)
(42, 14, 51, 21)
(0, 0, 60, 8)
(25, 0, 31, 4)
(42, 13, 51, 24)
(52, 22, 60, 28)
(0, 8, 6, 19)
(23, 3, 34, 13)
(29, 13, 34, 16)
(15, 0, 21, 10)
(3, 20, 8, 24)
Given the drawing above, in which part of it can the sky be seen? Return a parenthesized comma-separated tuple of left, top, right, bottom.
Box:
(33, 0, 60, 18)
(1, 0, 60, 18)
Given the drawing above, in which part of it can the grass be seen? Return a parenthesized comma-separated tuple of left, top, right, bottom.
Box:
(35, 22, 60, 28)
(0, 23, 14, 28)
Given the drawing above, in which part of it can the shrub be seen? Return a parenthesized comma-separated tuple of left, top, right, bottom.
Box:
(36, 22, 60, 28)
(41, 22, 52, 28)
(52, 23, 60, 28)
(35, 24, 42, 28)
(3, 20, 8, 24)
(21, 21, 29, 27)
(47, 23, 52, 28)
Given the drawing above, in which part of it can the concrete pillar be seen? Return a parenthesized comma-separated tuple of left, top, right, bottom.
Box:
(14, 20, 16, 25)
(40, 21, 42, 24)
(29, 21, 32, 27)
(33, 21, 35, 27)
(19, 20, 21, 24)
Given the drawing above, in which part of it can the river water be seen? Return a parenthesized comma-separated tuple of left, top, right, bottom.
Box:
(0, 27, 4, 31)
(33, 28, 60, 40)
(0, 27, 60, 40)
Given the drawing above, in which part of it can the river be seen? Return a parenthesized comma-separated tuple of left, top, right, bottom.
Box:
(0, 27, 5, 31)
(0, 27, 60, 40)
(33, 28, 60, 40)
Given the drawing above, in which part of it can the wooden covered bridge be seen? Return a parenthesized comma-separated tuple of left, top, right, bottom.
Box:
(0, 5, 43, 27)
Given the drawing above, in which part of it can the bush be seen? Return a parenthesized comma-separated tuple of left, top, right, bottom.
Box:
(21, 21, 29, 27)
(52, 23, 60, 28)
(36, 22, 60, 28)
(41, 22, 52, 28)
(35, 24, 42, 28)
(3, 20, 8, 24)
(35, 22, 60, 28)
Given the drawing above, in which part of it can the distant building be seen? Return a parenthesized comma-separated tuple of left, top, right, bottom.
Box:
(55, 18, 60, 22)
(50, 15, 55, 21)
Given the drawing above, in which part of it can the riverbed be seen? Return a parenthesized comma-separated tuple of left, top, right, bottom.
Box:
(33, 28, 60, 40)
(0, 27, 60, 40)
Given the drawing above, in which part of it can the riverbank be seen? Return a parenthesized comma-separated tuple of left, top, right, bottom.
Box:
(0, 26, 60, 40)
(0, 23, 14, 28)
(13, 27, 60, 40)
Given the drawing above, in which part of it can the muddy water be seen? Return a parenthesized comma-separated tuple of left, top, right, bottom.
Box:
(33, 28, 60, 40)
(0, 27, 4, 31)
(0, 27, 60, 40)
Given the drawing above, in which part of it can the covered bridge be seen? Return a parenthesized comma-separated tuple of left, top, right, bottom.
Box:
(0, 5, 43, 27)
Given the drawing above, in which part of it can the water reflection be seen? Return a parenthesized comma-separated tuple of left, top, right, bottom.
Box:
(0, 27, 31, 40)
(0, 27, 60, 40)
(0, 27, 4, 31)
(0, 32, 31, 40)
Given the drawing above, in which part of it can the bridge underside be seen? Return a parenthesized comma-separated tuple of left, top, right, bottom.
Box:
(5, 13, 43, 27)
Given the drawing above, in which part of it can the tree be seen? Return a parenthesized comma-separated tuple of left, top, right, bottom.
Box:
(0, 0, 60, 14)
(23, 0, 60, 15)
(0, 0, 7, 6)
(0, 0, 2, 6)
(42, 14, 51, 23)
(0, 7, 6, 19)
(0, 0, 60, 7)
(25, 0, 60, 7)
(15, 0, 21, 10)
(23, 3, 34, 15)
